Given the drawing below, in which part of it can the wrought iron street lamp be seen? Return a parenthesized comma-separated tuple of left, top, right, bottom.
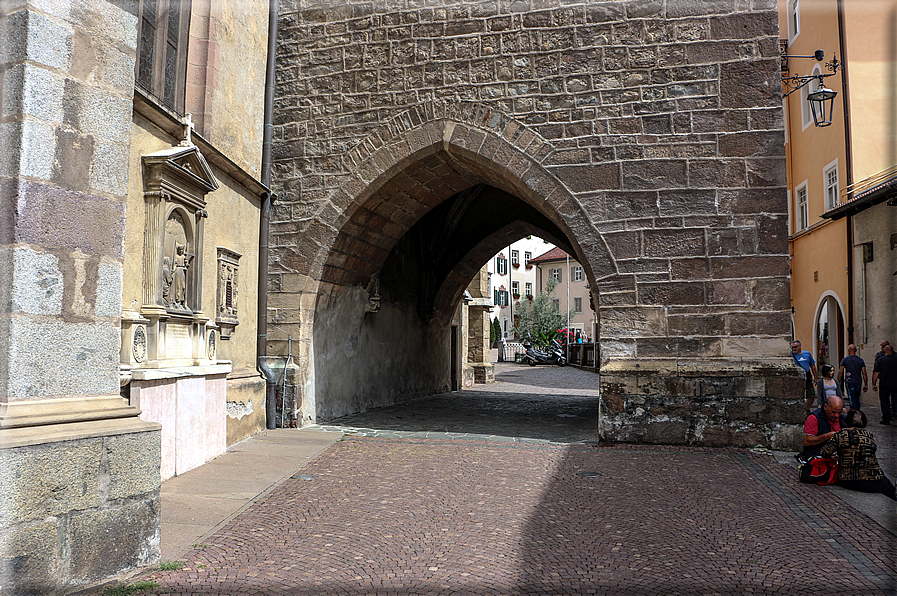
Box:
(781, 49, 842, 127)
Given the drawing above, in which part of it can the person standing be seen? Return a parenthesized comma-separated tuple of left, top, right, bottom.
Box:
(838, 344, 868, 411)
(816, 364, 843, 409)
(874, 340, 889, 367)
(791, 340, 818, 413)
(872, 344, 897, 425)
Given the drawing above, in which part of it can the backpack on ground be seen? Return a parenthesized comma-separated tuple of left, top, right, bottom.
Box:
(798, 456, 839, 485)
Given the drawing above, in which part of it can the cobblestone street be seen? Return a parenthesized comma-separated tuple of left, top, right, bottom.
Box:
(109, 364, 896, 595)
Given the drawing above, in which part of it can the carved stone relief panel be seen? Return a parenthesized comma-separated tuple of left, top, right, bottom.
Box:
(216, 248, 241, 339)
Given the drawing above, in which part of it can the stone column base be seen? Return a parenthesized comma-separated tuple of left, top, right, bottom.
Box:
(0, 417, 162, 593)
(598, 358, 805, 451)
(471, 363, 495, 384)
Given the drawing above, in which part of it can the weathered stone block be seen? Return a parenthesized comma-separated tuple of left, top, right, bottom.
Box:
(0, 519, 59, 594)
(720, 60, 780, 109)
(69, 496, 161, 584)
(644, 421, 689, 444)
(639, 281, 705, 306)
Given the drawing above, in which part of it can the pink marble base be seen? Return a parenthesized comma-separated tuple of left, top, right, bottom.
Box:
(132, 373, 227, 481)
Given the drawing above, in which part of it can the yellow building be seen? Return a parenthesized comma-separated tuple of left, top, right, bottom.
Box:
(781, 0, 897, 383)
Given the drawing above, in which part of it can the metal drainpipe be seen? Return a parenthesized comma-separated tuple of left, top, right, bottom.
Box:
(837, 0, 856, 345)
(258, 0, 279, 430)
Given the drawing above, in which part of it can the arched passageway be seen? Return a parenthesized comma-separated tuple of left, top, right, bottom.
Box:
(270, 3, 803, 448)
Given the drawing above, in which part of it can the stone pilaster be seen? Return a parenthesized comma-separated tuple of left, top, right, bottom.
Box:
(0, 2, 161, 591)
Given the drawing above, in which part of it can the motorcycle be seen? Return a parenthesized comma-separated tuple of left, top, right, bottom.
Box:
(522, 338, 567, 367)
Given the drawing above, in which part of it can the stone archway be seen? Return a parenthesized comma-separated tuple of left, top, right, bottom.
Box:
(272, 108, 614, 421)
(271, 2, 804, 448)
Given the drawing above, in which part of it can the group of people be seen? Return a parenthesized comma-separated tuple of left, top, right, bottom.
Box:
(793, 339, 897, 502)
(791, 339, 897, 424)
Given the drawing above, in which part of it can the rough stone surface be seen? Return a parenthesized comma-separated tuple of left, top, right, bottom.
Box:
(0, 426, 161, 594)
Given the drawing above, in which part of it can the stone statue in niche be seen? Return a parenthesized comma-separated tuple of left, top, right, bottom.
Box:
(171, 243, 193, 309)
(161, 257, 172, 306)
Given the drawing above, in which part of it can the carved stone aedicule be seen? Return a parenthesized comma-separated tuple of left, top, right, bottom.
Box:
(216, 248, 241, 338)
(124, 142, 219, 369)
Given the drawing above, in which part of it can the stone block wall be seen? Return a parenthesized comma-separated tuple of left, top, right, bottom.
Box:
(0, 1, 162, 591)
(0, 423, 161, 593)
(270, 0, 802, 439)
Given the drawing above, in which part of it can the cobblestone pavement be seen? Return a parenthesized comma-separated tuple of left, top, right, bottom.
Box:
(107, 363, 896, 595)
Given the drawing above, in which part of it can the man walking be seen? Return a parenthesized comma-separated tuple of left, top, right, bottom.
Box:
(838, 344, 867, 411)
(874, 340, 889, 366)
(872, 344, 897, 425)
(791, 340, 818, 413)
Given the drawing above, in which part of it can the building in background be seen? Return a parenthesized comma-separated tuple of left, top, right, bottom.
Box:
(529, 247, 597, 341)
(486, 236, 553, 339)
(780, 0, 897, 381)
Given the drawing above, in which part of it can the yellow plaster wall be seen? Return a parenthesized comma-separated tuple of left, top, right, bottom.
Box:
(789, 221, 849, 347)
(207, 0, 268, 176)
(124, 120, 262, 376)
(844, 0, 897, 180)
(780, 0, 850, 358)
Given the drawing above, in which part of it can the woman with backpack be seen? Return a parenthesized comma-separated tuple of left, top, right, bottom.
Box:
(820, 409, 896, 501)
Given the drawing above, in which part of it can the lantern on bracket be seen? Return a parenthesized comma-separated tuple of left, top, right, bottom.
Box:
(781, 49, 842, 127)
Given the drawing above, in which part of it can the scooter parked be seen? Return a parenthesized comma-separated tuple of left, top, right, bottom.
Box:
(522, 338, 567, 367)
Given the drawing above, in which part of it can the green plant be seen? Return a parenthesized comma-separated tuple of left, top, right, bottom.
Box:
(490, 317, 502, 343)
(159, 560, 184, 571)
(513, 278, 574, 348)
(102, 581, 159, 596)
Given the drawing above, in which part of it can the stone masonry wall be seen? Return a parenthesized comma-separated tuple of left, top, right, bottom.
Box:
(0, 1, 162, 591)
(270, 0, 802, 441)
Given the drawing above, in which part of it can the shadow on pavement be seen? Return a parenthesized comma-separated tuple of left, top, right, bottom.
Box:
(315, 363, 601, 444)
(518, 444, 897, 595)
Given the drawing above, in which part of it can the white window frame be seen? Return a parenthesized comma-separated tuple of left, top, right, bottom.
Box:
(572, 265, 583, 282)
(496, 256, 507, 276)
(549, 267, 561, 282)
(787, 0, 800, 44)
(511, 250, 519, 266)
(796, 181, 809, 231)
(511, 281, 519, 296)
(525, 282, 532, 297)
(823, 160, 839, 211)
(573, 297, 583, 313)
(524, 251, 532, 266)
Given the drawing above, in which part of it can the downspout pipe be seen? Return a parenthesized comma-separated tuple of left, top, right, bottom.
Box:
(258, 0, 279, 429)
(837, 0, 856, 345)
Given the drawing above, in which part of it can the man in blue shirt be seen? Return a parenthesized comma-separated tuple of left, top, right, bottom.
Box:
(791, 340, 818, 413)
(838, 344, 867, 411)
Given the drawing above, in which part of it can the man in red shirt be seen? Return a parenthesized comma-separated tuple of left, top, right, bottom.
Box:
(803, 395, 846, 458)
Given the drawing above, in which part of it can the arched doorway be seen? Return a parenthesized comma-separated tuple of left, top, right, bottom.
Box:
(270, 0, 798, 447)
(815, 294, 846, 369)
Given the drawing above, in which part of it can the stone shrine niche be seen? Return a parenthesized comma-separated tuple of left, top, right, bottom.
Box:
(163, 211, 194, 312)
(121, 143, 220, 369)
(216, 248, 241, 339)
